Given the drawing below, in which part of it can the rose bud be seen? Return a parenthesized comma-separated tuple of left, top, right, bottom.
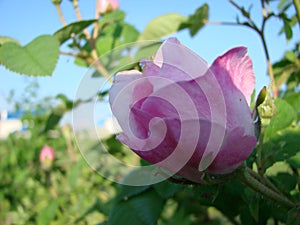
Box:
(109, 38, 257, 183)
(40, 145, 55, 170)
(98, 0, 119, 15)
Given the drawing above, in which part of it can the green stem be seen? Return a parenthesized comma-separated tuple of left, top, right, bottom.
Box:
(293, 0, 300, 30)
(237, 166, 296, 209)
(246, 168, 281, 195)
(54, 3, 67, 26)
(256, 126, 265, 175)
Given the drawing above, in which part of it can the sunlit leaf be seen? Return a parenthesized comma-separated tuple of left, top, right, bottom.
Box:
(0, 35, 59, 76)
(264, 99, 296, 139)
(0, 36, 20, 46)
(54, 19, 97, 44)
(178, 4, 209, 36)
(138, 13, 187, 41)
(283, 19, 293, 40)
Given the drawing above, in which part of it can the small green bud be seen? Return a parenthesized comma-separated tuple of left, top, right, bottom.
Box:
(257, 87, 276, 127)
(51, 0, 62, 4)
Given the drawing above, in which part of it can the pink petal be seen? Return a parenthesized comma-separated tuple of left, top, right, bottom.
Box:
(211, 47, 255, 105)
(109, 70, 151, 132)
(207, 127, 257, 174)
(153, 37, 209, 81)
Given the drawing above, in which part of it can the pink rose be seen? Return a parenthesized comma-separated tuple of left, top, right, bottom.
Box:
(40, 145, 55, 170)
(98, 0, 119, 14)
(109, 38, 257, 182)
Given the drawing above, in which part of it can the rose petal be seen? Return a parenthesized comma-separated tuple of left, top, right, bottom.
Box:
(153, 37, 209, 81)
(109, 70, 152, 132)
(211, 47, 255, 105)
(207, 127, 257, 174)
(210, 49, 255, 135)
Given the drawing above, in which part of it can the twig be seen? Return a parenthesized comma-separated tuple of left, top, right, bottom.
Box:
(54, 3, 67, 26)
(227, 0, 278, 98)
(71, 0, 91, 39)
(293, 0, 300, 30)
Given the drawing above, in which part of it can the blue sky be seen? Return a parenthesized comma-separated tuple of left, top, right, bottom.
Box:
(0, 0, 299, 113)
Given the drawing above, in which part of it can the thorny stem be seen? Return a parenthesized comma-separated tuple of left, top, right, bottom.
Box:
(227, 0, 278, 98)
(237, 166, 296, 209)
(246, 167, 282, 195)
(54, 3, 67, 26)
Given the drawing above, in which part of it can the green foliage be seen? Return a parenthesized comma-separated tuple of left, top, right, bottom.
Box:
(0, 36, 20, 46)
(138, 13, 187, 41)
(54, 19, 97, 44)
(0, 35, 59, 76)
(273, 42, 300, 91)
(179, 4, 209, 36)
(108, 188, 165, 225)
(1, 1, 300, 224)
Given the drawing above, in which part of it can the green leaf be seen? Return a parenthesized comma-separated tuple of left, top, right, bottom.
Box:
(134, 42, 161, 62)
(37, 200, 58, 225)
(0, 36, 20, 46)
(54, 19, 97, 44)
(287, 207, 300, 225)
(285, 50, 296, 62)
(153, 181, 182, 199)
(264, 99, 296, 139)
(116, 185, 150, 202)
(0, 35, 59, 76)
(262, 125, 300, 168)
(98, 10, 125, 30)
(283, 92, 300, 119)
(288, 152, 300, 168)
(178, 4, 209, 36)
(108, 189, 164, 225)
(138, 13, 187, 41)
(122, 23, 139, 43)
(270, 173, 297, 193)
(283, 19, 293, 40)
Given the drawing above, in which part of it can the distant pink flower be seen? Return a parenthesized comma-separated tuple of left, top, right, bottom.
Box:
(98, 0, 119, 14)
(40, 145, 55, 170)
(109, 38, 257, 182)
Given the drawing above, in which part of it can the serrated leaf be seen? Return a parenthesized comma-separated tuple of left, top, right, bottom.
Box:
(54, 19, 97, 44)
(138, 13, 186, 41)
(264, 99, 296, 139)
(0, 36, 20, 46)
(262, 125, 300, 169)
(108, 189, 164, 225)
(153, 181, 182, 199)
(0, 35, 59, 76)
(179, 4, 209, 36)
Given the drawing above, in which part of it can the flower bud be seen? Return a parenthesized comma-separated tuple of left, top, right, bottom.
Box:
(40, 145, 55, 170)
(51, 0, 62, 5)
(257, 87, 276, 127)
(98, 0, 119, 14)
